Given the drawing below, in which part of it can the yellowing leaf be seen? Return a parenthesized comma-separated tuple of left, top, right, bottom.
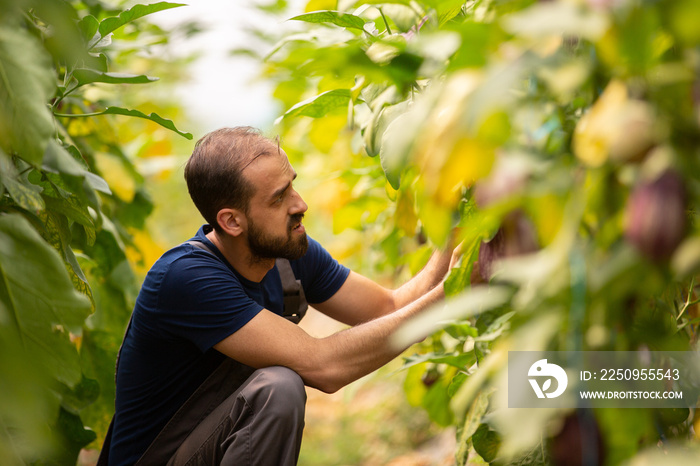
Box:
(95, 153, 135, 202)
(527, 194, 564, 246)
(416, 190, 453, 246)
(573, 80, 627, 167)
(436, 138, 495, 206)
(141, 139, 172, 158)
(395, 187, 418, 235)
(126, 228, 165, 275)
(574, 80, 661, 165)
(309, 114, 347, 152)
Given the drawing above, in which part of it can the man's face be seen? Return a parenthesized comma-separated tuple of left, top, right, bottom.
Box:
(243, 149, 309, 261)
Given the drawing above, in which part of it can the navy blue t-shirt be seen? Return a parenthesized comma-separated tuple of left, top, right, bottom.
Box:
(109, 226, 349, 464)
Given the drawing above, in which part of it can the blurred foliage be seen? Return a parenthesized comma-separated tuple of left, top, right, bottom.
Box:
(250, 0, 700, 464)
(0, 0, 193, 463)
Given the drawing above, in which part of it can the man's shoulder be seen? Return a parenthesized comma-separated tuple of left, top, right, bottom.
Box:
(144, 241, 233, 290)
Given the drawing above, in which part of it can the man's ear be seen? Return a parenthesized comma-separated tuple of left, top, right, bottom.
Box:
(216, 208, 247, 237)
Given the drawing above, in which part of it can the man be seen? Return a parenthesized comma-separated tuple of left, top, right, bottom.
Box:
(105, 127, 455, 465)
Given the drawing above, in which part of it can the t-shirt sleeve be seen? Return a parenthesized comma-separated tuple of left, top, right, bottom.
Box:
(155, 252, 264, 352)
(296, 238, 350, 304)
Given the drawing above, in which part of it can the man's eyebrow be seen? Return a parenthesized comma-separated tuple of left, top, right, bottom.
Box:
(270, 172, 297, 201)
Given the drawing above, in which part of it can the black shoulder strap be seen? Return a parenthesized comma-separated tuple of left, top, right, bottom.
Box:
(188, 240, 308, 324)
(275, 257, 308, 324)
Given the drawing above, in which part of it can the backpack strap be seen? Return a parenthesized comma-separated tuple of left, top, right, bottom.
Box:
(275, 257, 308, 324)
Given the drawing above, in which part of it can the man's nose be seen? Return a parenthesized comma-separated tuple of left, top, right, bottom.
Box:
(290, 189, 308, 215)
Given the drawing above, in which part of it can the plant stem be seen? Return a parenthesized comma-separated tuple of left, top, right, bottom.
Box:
(378, 8, 392, 35)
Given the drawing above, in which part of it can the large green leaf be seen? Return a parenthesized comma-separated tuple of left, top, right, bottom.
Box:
(102, 107, 193, 139)
(290, 10, 366, 30)
(0, 24, 55, 165)
(93, 2, 186, 47)
(56, 106, 193, 139)
(0, 214, 92, 387)
(72, 69, 158, 86)
(280, 89, 352, 120)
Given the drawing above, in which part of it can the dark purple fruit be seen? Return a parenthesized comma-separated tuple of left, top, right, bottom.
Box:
(550, 411, 605, 466)
(624, 170, 686, 262)
(478, 211, 539, 281)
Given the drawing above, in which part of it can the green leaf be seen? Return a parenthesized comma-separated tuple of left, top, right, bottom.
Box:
(42, 140, 87, 177)
(281, 89, 352, 120)
(2, 176, 45, 213)
(42, 141, 110, 198)
(95, 2, 186, 44)
(43, 194, 94, 229)
(85, 52, 109, 73)
(363, 100, 409, 157)
(402, 351, 476, 370)
(422, 382, 453, 426)
(0, 214, 92, 386)
(54, 407, 97, 464)
(380, 110, 419, 188)
(290, 10, 366, 30)
(443, 321, 479, 340)
(472, 424, 501, 463)
(0, 152, 45, 213)
(0, 24, 56, 165)
(101, 107, 192, 139)
(72, 69, 159, 86)
(55, 376, 100, 413)
(84, 172, 112, 195)
(459, 390, 490, 441)
(39, 211, 93, 307)
(78, 15, 99, 43)
(392, 286, 512, 347)
(332, 196, 388, 233)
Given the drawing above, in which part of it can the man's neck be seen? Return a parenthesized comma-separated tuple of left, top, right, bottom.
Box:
(205, 230, 275, 283)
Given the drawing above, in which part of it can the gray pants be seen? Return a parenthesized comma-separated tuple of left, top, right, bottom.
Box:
(169, 366, 306, 465)
(140, 366, 306, 466)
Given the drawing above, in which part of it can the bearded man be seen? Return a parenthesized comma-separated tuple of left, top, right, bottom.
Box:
(102, 127, 456, 465)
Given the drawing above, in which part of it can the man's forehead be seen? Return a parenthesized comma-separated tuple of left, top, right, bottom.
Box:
(240, 144, 287, 171)
(242, 148, 295, 181)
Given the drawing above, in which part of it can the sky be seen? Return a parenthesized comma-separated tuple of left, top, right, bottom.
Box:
(152, 1, 302, 132)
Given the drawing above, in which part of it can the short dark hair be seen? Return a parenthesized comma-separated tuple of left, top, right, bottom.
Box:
(184, 127, 279, 232)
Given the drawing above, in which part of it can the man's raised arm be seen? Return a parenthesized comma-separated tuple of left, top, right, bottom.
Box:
(213, 278, 445, 394)
(313, 242, 458, 326)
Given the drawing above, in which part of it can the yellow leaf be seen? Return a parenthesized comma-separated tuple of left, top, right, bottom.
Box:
(417, 192, 453, 246)
(95, 152, 136, 202)
(435, 137, 495, 207)
(309, 114, 347, 153)
(305, 0, 335, 13)
(126, 228, 165, 275)
(395, 187, 418, 235)
(142, 139, 172, 158)
(527, 194, 564, 246)
(573, 80, 627, 167)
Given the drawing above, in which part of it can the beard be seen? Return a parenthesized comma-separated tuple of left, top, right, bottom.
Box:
(247, 213, 308, 262)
